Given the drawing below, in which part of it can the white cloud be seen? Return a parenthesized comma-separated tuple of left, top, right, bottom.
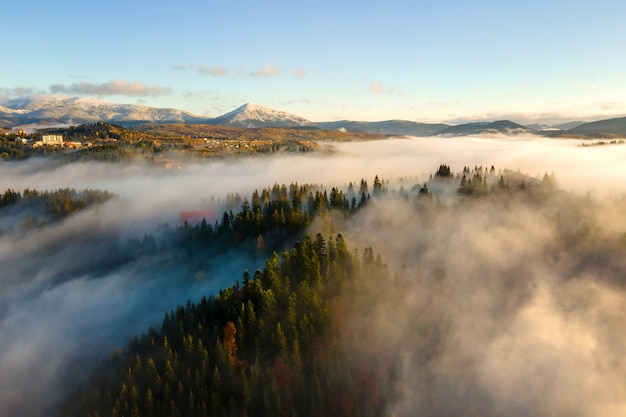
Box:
(0, 86, 37, 99)
(597, 101, 624, 111)
(282, 98, 312, 105)
(174, 63, 288, 78)
(175, 64, 227, 77)
(369, 82, 393, 95)
(292, 68, 307, 78)
(49, 79, 171, 97)
(196, 66, 227, 77)
(251, 64, 281, 78)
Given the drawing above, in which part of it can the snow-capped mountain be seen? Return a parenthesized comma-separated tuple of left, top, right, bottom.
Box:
(0, 97, 314, 129)
(0, 96, 212, 126)
(210, 103, 313, 128)
(5, 96, 614, 138)
(0, 104, 28, 126)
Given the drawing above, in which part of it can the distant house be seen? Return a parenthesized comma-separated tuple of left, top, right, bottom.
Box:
(42, 134, 64, 146)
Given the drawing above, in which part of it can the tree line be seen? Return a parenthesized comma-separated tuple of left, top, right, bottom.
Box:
(0, 187, 114, 232)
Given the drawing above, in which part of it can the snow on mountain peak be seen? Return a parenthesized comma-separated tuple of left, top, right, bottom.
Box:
(213, 103, 312, 128)
(0, 95, 211, 126)
(0, 96, 312, 129)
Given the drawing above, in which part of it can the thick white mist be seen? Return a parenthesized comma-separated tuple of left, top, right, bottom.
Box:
(1, 135, 626, 417)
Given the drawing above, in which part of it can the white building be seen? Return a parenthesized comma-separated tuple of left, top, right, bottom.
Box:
(42, 134, 64, 146)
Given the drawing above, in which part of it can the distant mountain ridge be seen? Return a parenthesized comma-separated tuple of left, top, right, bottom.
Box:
(316, 120, 449, 137)
(0, 96, 211, 126)
(3, 95, 626, 138)
(433, 120, 533, 136)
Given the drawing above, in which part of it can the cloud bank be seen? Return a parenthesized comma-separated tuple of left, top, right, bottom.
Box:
(49, 79, 172, 97)
(369, 82, 393, 94)
(251, 64, 281, 78)
(174, 64, 227, 77)
(292, 68, 307, 78)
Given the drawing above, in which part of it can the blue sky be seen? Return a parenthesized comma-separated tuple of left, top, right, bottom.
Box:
(3, 0, 626, 124)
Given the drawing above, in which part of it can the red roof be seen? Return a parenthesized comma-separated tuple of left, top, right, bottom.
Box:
(180, 210, 217, 224)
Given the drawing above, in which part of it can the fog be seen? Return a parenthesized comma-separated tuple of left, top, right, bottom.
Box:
(1, 135, 626, 416)
(334, 191, 626, 416)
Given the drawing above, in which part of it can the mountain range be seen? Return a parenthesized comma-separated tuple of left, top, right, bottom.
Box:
(2, 96, 626, 138)
(0, 96, 210, 127)
(316, 120, 449, 137)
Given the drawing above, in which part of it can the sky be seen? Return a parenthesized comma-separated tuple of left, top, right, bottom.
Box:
(3, 0, 626, 124)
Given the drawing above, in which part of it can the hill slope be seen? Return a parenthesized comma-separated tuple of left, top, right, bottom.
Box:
(315, 120, 449, 136)
(564, 116, 626, 137)
(434, 120, 533, 136)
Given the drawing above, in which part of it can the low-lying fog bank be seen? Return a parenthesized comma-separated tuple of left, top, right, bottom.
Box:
(1, 135, 626, 417)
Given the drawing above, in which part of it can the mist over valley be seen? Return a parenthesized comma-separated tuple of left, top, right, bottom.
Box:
(1, 135, 626, 417)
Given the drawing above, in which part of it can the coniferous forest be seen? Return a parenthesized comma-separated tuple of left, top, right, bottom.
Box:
(2, 140, 626, 417)
(62, 232, 393, 417)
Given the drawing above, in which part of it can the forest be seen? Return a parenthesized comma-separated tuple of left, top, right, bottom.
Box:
(1, 136, 626, 417)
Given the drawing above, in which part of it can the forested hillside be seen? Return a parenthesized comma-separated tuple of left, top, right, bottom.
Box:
(62, 233, 393, 417)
